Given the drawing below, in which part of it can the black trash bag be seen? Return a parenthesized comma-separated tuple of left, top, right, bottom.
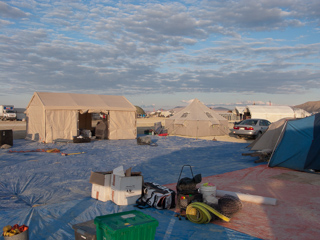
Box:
(176, 174, 202, 193)
(137, 136, 152, 145)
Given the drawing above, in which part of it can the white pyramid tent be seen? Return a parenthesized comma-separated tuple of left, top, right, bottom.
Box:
(165, 99, 229, 137)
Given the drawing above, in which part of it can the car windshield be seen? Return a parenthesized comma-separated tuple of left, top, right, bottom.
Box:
(239, 120, 258, 126)
(6, 110, 14, 113)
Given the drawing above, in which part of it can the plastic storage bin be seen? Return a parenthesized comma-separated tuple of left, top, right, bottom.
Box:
(94, 210, 158, 240)
(72, 219, 96, 240)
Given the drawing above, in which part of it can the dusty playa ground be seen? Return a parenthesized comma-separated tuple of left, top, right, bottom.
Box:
(0, 117, 252, 143)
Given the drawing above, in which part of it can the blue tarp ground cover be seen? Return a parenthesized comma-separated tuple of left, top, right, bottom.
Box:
(0, 136, 262, 239)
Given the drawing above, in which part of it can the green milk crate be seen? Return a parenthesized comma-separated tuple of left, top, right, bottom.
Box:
(94, 210, 158, 240)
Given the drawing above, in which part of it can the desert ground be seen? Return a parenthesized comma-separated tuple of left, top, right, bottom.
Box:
(0, 117, 252, 143)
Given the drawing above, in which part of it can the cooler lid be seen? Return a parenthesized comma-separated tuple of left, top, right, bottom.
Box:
(94, 210, 157, 232)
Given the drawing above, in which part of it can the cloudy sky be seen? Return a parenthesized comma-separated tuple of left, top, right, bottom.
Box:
(1, 0, 319, 110)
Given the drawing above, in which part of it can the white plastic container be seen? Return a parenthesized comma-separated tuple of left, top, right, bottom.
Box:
(200, 184, 217, 204)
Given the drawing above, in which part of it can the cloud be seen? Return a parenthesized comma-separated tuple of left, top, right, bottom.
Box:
(0, 0, 319, 107)
(0, 19, 13, 28)
(203, 0, 319, 29)
(0, 2, 29, 18)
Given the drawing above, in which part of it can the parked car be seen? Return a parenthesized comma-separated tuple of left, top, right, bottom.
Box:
(233, 120, 243, 127)
(232, 119, 271, 139)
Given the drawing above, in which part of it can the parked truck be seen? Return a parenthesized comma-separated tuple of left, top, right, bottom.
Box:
(0, 105, 17, 121)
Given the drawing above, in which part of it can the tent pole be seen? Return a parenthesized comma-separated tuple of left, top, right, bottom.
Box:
(196, 120, 198, 139)
(268, 120, 288, 167)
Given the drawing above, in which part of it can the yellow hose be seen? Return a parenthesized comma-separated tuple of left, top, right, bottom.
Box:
(186, 202, 230, 224)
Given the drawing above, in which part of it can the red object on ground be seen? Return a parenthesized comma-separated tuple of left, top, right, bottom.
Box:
(7, 224, 28, 233)
(158, 133, 168, 136)
(12, 224, 19, 230)
(165, 165, 320, 240)
(9, 148, 60, 153)
(18, 225, 28, 232)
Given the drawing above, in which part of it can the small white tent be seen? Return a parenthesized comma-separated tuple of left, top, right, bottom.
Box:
(165, 99, 229, 137)
(25, 92, 137, 143)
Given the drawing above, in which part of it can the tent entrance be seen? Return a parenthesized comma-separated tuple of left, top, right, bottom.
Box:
(78, 112, 109, 139)
(243, 109, 251, 120)
(78, 112, 93, 137)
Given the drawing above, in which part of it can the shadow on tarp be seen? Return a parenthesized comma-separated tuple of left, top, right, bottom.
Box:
(0, 137, 262, 240)
(135, 140, 264, 185)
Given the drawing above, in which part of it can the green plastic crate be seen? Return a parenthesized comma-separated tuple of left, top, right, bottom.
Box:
(94, 210, 158, 240)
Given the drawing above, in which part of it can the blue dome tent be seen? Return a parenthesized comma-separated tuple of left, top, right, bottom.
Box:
(269, 112, 320, 172)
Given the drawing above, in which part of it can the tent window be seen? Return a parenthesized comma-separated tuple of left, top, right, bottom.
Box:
(181, 112, 189, 118)
(205, 112, 213, 118)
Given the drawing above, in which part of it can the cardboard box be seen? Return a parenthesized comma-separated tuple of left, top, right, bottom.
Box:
(91, 184, 110, 202)
(111, 172, 143, 205)
(89, 171, 112, 202)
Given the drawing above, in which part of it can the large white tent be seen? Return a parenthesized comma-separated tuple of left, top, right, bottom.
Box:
(25, 92, 136, 143)
(244, 105, 295, 122)
(165, 99, 229, 137)
(233, 105, 311, 123)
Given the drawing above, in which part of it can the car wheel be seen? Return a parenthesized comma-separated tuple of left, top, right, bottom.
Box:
(255, 131, 262, 139)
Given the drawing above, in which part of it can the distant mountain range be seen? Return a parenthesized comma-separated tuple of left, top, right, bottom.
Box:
(170, 102, 320, 114)
(170, 105, 231, 113)
(294, 101, 320, 113)
(142, 101, 320, 115)
(211, 107, 231, 112)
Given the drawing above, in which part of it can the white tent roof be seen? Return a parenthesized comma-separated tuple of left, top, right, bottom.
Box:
(26, 92, 136, 112)
(233, 106, 246, 115)
(245, 105, 295, 122)
(169, 98, 227, 124)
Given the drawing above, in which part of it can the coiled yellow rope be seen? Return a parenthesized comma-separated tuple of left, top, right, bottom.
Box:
(186, 202, 230, 224)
